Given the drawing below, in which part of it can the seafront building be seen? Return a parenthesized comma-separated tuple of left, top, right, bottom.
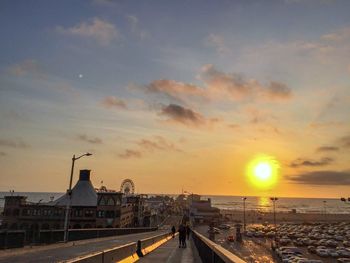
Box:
(187, 195, 221, 224)
(0, 170, 147, 231)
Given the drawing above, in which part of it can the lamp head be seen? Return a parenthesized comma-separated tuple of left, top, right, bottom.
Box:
(86, 153, 92, 156)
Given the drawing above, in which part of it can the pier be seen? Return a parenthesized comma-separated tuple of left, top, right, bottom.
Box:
(0, 226, 247, 263)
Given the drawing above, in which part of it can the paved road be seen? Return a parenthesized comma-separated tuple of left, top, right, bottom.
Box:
(139, 235, 202, 263)
(0, 230, 167, 263)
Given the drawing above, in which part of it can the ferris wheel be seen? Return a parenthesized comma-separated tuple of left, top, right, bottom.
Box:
(120, 179, 135, 195)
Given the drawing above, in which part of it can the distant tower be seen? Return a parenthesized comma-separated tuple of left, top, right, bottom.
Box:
(120, 179, 135, 195)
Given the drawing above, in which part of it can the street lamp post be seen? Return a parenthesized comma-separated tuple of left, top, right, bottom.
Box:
(63, 153, 92, 243)
(270, 197, 278, 227)
(242, 197, 247, 232)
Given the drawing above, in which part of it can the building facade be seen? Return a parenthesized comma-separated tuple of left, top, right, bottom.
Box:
(0, 170, 137, 231)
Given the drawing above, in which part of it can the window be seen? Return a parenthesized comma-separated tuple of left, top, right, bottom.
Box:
(107, 198, 115, 206)
(97, 210, 105, 218)
(105, 211, 115, 218)
(85, 210, 94, 217)
(99, 196, 106, 206)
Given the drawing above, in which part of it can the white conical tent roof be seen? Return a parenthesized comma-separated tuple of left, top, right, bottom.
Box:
(51, 170, 97, 207)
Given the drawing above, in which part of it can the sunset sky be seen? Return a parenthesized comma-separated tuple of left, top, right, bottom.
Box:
(0, 0, 349, 198)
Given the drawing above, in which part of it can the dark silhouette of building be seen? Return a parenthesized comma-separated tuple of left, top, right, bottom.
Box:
(1, 170, 135, 231)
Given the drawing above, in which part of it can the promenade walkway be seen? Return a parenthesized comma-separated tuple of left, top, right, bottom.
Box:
(139, 236, 202, 263)
(0, 230, 167, 263)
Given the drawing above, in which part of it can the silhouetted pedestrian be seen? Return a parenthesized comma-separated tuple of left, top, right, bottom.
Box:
(178, 224, 186, 248)
(186, 225, 191, 240)
(171, 225, 176, 238)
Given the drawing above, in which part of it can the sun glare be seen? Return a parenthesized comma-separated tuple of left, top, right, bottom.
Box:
(247, 155, 280, 189)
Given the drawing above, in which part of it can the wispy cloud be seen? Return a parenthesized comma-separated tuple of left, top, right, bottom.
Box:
(136, 136, 181, 152)
(141, 64, 292, 104)
(206, 34, 230, 54)
(309, 121, 345, 129)
(244, 107, 276, 124)
(316, 146, 339, 152)
(144, 79, 207, 104)
(0, 138, 30, 149)
(338, 135, 350, 148)
(289, 157, 334, 168)
(76, 134, 103, 144)
(200, 64, 292, 101)
(118, 136, 182, 159)
(159, 103, 218, 128)
(227, 124, 240, 129)
(321, 27, 350, 42)
(126, 15, 150, 40)
(100, 96, 127, 109)
(286, 170, 350, 185)
(118, 149, 142, 159)
(7, 59, 44, 78)
(57, 17, 119, 45)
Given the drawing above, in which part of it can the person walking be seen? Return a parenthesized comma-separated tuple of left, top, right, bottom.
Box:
(178, 224, 187, 248)
(171, 225, 176, 238)
(178, 224, 184, 248)
(186, 224, 191, 240)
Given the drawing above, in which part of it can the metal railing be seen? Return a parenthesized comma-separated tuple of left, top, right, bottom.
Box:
(192, 230, 246, 263)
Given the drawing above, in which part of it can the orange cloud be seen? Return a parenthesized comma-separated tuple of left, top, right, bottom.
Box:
(118, 149, 142, 159)
(142, 64, 292, 103)
(57, 17, 119, 46)
(100, 96, 127, 109)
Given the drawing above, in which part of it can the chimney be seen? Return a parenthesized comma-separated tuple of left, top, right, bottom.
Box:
(79, 169, 91, 181)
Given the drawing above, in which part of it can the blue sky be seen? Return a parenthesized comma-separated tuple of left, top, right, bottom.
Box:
(0, 0, 349, 197)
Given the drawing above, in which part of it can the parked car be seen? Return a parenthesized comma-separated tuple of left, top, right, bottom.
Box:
(307, 246, 316, 253)
(316, 248, 328, 257)
(218, 224, 231, 230)
(226, 235, 234, 242)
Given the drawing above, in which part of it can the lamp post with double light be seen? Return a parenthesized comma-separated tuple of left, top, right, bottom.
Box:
(63, 153, 92, 243)
(270, 197, 278, 227)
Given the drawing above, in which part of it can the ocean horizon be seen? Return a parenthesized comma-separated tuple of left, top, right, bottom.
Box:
(1, 192, 350, 214)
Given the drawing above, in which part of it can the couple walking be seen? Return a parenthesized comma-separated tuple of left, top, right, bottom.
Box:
(177, 223, 190, 248)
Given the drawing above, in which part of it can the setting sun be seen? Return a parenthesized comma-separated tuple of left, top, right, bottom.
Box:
(247, 155, 280, 190)
(254, 162, 272, 181)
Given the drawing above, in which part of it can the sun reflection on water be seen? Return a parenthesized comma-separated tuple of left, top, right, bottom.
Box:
(258, 196, 271, 212)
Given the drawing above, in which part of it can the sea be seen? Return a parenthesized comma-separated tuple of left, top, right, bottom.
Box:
(1, 192, 350, 214)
